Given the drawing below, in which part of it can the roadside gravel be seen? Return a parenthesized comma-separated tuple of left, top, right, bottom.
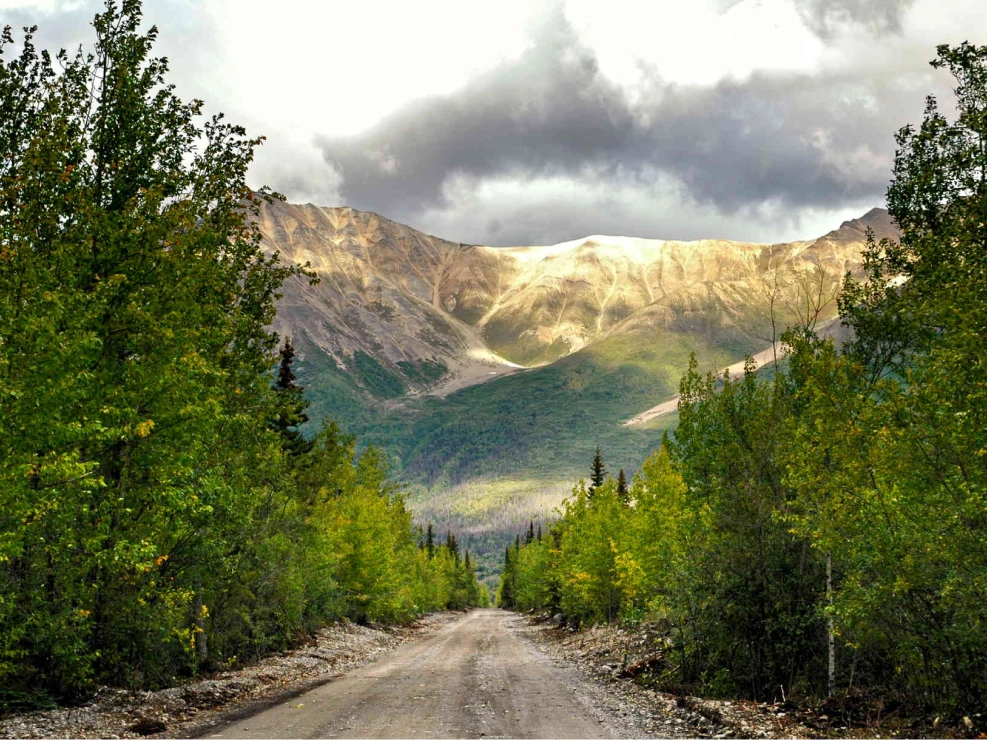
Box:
(0, 612, 461, 740)
(513, 616, 816, 739)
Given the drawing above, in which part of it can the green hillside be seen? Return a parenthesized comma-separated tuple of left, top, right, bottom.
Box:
(292, 323, 762, 592)
(297, 326, 752, 484)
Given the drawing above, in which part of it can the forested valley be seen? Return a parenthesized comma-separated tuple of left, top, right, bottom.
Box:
(0, 2, 485, 711)
(500, 42, 987, 721)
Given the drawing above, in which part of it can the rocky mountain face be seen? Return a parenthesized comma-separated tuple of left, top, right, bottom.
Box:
(257, 199, 895, 402)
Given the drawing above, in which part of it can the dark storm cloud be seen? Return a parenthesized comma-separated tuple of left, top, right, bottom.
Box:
(315, 6, 932, 230)
(315, 8, 637, 216)
(642, 69, 923, 211)
(793, 0, 917, 38)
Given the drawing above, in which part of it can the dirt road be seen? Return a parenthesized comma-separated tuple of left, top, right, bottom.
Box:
(204, 609, 629, 739)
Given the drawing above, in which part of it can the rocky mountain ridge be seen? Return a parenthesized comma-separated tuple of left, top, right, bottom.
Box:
(257, 199, 896, 403)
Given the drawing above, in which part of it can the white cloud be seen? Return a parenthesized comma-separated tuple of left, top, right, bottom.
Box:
(565, 0, 825, 87)
(0, 0, 87, 10)
(200, 0, 542, 138)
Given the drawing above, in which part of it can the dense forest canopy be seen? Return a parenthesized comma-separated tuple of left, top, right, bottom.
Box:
(500, 41, 987, 715)
(0, 0, 485, 709)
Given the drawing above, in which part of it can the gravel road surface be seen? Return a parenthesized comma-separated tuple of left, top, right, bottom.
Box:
(205, 609, 632, 739)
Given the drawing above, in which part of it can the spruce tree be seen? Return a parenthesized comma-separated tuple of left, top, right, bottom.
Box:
(271, 338, 313, 456)
(426, 523, 435, 559)
(499, 545, 516, 608)
(616, 469, 629, 502)
(589, 446, 607, 495)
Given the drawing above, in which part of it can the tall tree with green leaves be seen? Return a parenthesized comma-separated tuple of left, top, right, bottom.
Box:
(0, 4, 489, 706)
(674, 357, 825, 699)
(497, 541, 519, 608)
(787, 41, 987, 710)
(0, 0, 301, 697)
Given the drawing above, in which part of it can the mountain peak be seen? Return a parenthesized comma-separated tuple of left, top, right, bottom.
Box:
(822, 207, 896, 243)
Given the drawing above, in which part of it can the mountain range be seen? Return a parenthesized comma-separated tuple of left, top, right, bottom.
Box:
(255, 200, 897, 585)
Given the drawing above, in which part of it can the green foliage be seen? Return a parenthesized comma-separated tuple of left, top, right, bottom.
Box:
(271, 338, 314, 457)
(0, 0, 299, 699)
(408, 476, 571, 595)
(588, 447, 607, 495)
(349, 351, 407, 399)
(504, 366, 826, 698)
(499, 445, 693, 627)
(0, 3, 483, 712)
(553, 480, 627, 624)
(396, 359, 448, 386)
(674, 358, 827, 699)
(615, 469, 628, 501)
(502, 42, 987, 713)
(782, 41, 987, 711)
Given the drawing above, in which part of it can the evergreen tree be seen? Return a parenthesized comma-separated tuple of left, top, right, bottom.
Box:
(498, 542, 519, 608)
(616, 469, 629, 502)
(589, 446, 607, 495)
(272, 338, 313, 457)
(426, 523, 435, 559)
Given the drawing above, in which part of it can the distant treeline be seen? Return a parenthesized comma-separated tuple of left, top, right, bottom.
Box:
(500, 42, 987, 715)
(0, 3, 484, 711)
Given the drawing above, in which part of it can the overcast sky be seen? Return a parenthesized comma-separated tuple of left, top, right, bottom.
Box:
(2, 0, 983, 245)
